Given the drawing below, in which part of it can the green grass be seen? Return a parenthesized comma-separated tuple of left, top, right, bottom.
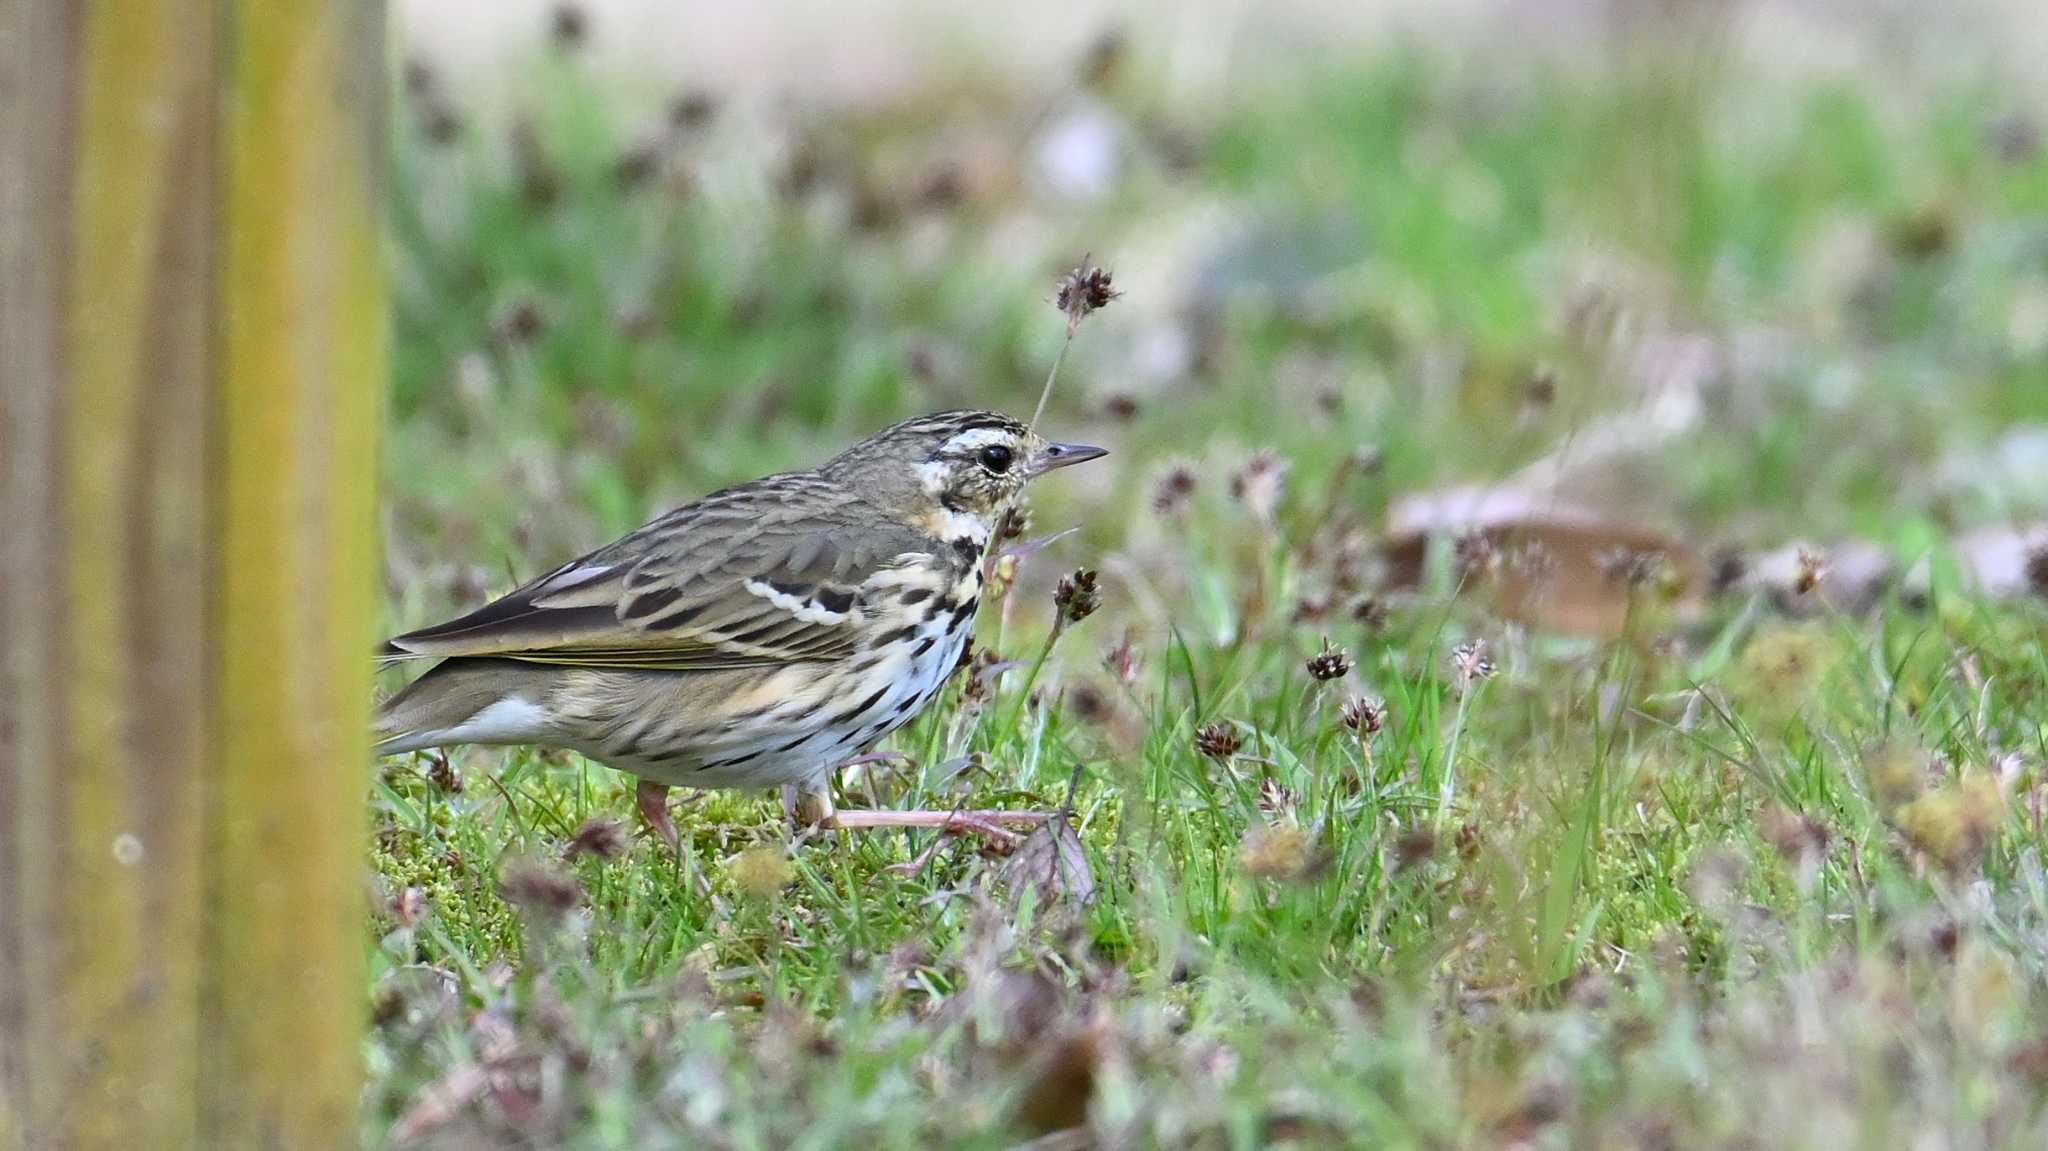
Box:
(369, 35, 2048, 1148)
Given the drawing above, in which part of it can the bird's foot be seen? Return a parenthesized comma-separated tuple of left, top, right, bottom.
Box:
(831, 810, 1053, 877)
(635, 779, 678, 851)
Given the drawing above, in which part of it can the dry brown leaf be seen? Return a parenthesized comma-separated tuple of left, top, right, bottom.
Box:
(1001, 814, 1094, 908)
(1382, 485, 1698, 637)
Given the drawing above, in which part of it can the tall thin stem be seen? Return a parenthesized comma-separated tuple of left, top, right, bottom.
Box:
(1000, 623, 1064, 737)
(1028, 327, 1075, 432)
(1439, 681, 1485, 821)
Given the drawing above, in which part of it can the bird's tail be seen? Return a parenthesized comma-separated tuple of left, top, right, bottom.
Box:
(372, 658, 558, 757)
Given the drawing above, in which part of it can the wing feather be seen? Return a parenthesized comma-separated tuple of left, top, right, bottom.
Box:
(381, 474, 933, 671)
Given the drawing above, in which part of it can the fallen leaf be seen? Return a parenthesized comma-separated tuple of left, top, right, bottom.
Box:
(1001, 814, 1094, 908)
(1382, 484, 1698, 637)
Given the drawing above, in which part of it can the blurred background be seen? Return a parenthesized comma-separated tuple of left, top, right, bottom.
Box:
(382, 0, 2048, 638)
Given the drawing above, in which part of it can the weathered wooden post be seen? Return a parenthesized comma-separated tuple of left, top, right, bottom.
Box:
(0, 3, 385, 1146)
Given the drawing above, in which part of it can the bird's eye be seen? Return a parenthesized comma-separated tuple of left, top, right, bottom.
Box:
(977, 444, 1014, 474)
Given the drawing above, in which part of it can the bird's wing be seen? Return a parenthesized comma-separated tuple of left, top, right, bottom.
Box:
(380, 475, 935, 672)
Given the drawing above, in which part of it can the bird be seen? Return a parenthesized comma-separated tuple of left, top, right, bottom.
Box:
(373, 409, 1106, 848)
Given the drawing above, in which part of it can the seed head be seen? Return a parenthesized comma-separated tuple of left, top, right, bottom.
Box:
(614, 139, 663, 190)
(1454, 821, 1482, 860)
(1340, 695, 1384, 736)
(1392, 826, 1437, 873)
(1054, 568, 1102, 626)
(997, 502, 1032, 543)
(419, 102, 464, 147)
(402, 63, 463, 147)
(1305, 638, 1352, 682)
(1452, 530, 1498, 582)
(498, 860, 582, 921)
(958, 644, 1002, 708)
(563, 817, 629, 862)
(2024, 543, 2048, 599)
(403, 58, 438, 98)
(1450, 640, 1496, 687)
(1151, 462, 1198, 516)
(1256, 777, 1299, 821)
(1194, 721, 1243, 761)
(1054, 261, 1120, 334)
(549, 3, 589, 50)
(425, 751, 462, 794)
(511, 118, 562, 207)
(1229, 450, 1289, 525)
(1078, 27, 1129, 89)
(493, 294, 549, 347)
(1707, 549, 1750, 595)
(1793, 546, 1828, 595)
(1759, 805, 1832, 875)
(912, 161, 965, 210)
(667, 89, 718, 133)
(1104, 630, 1143, 684)
(1065, 681, 1116, 726)
(1351, 595, 1391, 631)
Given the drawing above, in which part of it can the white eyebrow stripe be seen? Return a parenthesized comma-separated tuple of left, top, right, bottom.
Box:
(939, 427, 1017, 454)
(743, 579, 853, 625)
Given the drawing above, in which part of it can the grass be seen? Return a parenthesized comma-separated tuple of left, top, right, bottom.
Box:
(370, 26, 2048, 1149)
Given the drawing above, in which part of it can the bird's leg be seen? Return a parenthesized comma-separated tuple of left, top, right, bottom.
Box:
(785, 770, 1048, 850)
(782, 780, 837, 829)
(635, 779, 678, 850)
(824, 807, 1049, 850)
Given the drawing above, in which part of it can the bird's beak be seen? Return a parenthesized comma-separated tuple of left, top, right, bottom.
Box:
(1026, 440, 1109, 477)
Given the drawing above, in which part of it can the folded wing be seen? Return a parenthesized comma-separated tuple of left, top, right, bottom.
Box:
(380, 475, 930, 672)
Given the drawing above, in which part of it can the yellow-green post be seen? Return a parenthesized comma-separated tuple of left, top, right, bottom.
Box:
(0, 3, 385, 1147)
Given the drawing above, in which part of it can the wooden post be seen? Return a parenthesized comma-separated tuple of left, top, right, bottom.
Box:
(0, 3, 385, 1147)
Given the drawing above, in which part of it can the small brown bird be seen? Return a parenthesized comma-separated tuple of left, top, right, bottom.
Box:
(374, 410, 1105, 846)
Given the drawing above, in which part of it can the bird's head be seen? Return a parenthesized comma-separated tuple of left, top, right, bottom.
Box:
(824, 410, 1107, 543)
